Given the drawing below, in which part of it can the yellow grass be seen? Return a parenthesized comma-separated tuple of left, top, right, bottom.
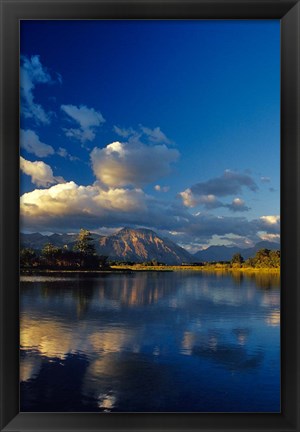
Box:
(110, 264, 280, 273)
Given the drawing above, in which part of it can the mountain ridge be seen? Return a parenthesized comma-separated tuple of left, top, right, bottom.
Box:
(20, 228, 280, 264)
(193, 240, 280, 262)
(97, 227, 192, 264)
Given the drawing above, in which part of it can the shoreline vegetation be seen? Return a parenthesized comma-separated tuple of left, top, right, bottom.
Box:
(20, 228, 280, 275)
(20, 266, 280, 275)
(111, 264, 280, 273)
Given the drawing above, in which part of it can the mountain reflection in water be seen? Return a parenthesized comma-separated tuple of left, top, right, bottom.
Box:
(20, 271, 280, 412)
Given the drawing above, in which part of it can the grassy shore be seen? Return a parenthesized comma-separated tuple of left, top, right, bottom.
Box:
(110, 264, 280, 273)
(20, 264, 280, 275)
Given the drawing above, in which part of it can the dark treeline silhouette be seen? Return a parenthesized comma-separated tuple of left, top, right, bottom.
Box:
(20, 229, 109, 270)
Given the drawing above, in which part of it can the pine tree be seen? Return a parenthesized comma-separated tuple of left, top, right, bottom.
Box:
(73, 229, 96, 256)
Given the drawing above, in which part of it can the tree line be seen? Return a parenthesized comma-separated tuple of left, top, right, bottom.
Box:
(230, 248, 280, 268)
(20, 229, 109, 270)
(20, 228, 280, 270)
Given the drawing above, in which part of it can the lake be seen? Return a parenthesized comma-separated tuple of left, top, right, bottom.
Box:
(20, 271, 280, 412)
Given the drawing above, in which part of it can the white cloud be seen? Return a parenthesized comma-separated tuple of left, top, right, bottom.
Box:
(57, 147, 79, 162)
(20, 177, 193, 233)
(20, 175, 281, 249)
(179, 189, 197, 207)
(154, 185, 170, 193)
(258, 233, 280, 243)
(259, 215, 280, 225)
(20, 156, 64, 187)
(61, 104, 105, 143)
(20, 181, 154, 231)
(20, 129, 54, 158)
(20, 55, 54, 124)
(57, 147, 68, 158)
(257, 215, 280, 236)
(227, 198, 250, 212)
(261, 176, 271, 183)
(91, 141, 179, 188)
(114, 124, 171, 144)
(61, 105, 105, 129)
(180, 190, 247, 212)
(113, 126, 136, 138)
(180, 190, 223, 209)
(180, 173, 253, 212)
(232, 198, 244, 207)
(63, 127, 96, 143)
(140, 125, 171, 144)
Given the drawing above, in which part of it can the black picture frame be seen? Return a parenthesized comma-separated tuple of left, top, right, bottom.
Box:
(0, 1, 299, 431)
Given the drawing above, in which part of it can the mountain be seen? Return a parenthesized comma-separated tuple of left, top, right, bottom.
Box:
(20, 229, 280, 264)
(193, 245, 241, 262)
(97, 227, 192, 265)
(193, 241, 280, 262)
(20, 232, 101, 251)
(20, 228, 192, 265)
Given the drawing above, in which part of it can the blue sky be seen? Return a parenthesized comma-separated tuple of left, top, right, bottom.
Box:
(20, 20, 280, 252)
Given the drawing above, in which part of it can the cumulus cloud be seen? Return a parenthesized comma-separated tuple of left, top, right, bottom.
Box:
(258, 233, 280, 243)
(20, 55, 55, 124)
(182, 170, 258, 203)
(179, 190, 250, 212)
(259, 215, 279, 225)
(258, 215, 280, 233)
(20, 176, 197, 233)
(179, 190, 223, 209)
(20, 181, 176, 232)
(61, 104, 105, 143)
(20, 156, 64, 187)
(179, 189, 197, 207)
(20, 175, 280, 250)
(19, 130, 78, 161)
(91, 141, 179, 188)
(20, 129, 54, 158)
(227, 198, 250, 212)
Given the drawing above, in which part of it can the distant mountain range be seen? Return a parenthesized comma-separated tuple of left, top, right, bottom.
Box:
(193, 241, 280, 262)
(20, 232, 85, 251)
(20, 228, 280, 265)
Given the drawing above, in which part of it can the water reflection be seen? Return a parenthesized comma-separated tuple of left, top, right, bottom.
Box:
(232, 328, 251, 346)
(265, 310, 280, 326)
(21, 318, 71, 359)
(20, 271, 280, 412)
(20, 352, 42, 382)
(193, 342, 263, 372)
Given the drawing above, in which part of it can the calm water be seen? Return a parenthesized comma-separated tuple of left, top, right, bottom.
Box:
(20, 271, 280, 412)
